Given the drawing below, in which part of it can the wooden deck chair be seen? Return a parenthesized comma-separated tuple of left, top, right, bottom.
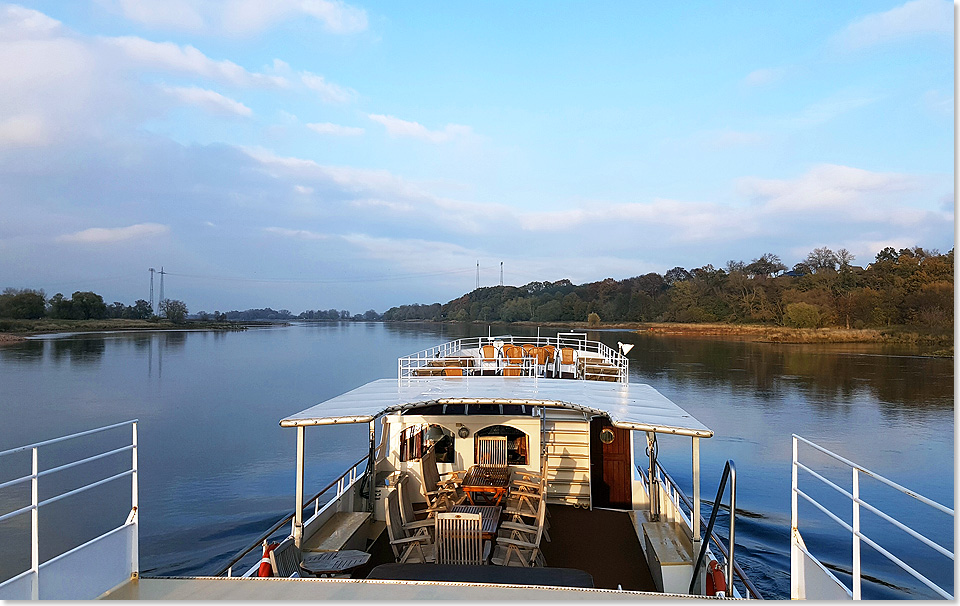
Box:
(397, 475, 440, 537)
(491, 496, 547, 567)
(434, 512, 490, 565)
(541, 345, 556, 377)
(385, 489, 435, 563)
(505, 460, 551, 542)
(419, 445, 466, 511)
(475, 435, 508, 468)
(557, 347, 577, 378)
(502, 344, 524, 377)
(529, 346, 549, 377)
(269, 539, 306, 577)
(479, 344, 498, 376)
(442, 367, 463, 377)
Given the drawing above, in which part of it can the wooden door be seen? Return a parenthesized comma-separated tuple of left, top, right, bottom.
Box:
(590, 418, 632, 509)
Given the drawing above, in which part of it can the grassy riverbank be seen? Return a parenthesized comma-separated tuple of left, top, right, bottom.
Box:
(0, 318, 248, 345)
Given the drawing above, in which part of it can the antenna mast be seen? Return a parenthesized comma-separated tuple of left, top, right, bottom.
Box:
(499, 262, 503, 286)
(148, 268, 155, 310)
(476, 261, 479, 290)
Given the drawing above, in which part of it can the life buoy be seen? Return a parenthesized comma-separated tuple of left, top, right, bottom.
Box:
(258, 542, 278, 577)
(705, 559, 727, 596)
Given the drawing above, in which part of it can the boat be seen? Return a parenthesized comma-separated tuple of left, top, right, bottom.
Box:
(0, 332, 952, 599)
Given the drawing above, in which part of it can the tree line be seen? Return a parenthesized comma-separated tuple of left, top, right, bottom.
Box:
(382, 246, 953, 330)
(0, 289, 189, 323)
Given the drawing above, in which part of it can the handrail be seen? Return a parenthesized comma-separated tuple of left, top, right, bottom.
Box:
(654, 462, 762, 599)
(689, 460, 737, 597)
(792, 434, 954, 600)
(213, 453, 369, 577)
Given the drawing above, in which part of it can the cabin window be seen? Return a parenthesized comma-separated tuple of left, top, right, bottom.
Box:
(475, 425, 527, 465)
(398, 424, 455, 463)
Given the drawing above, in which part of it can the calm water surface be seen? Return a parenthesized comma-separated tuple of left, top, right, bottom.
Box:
(0, 323, 952, 599)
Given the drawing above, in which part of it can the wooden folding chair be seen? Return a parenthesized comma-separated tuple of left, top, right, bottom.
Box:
(397, 474, 439, 538)
(434, 512, 489, 565)
(475, 436, 507, 468)
(419, 444, 466, 512)
(385, 489, 435, 563)
(491, 496, 547, 567)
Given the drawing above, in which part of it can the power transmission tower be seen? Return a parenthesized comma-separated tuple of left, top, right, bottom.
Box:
(476, 261, 479, 290)
(148, 268, 155, 309)
(158, 267, 165, 316)
(499, 262, 503, 286)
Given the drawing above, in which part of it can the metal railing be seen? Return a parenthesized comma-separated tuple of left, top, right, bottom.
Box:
(641, 461, 762, 599)
(689, 460, 737, 597)
(214, 454, 369, 578)
(792, 434, 954, 600)
(398, 334, 629, 382)
(0, 420, 139, 600)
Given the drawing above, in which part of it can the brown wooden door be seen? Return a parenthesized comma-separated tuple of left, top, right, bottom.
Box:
(590, 418, 632, 508)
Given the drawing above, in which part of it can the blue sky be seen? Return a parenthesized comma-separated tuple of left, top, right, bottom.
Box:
(0, 0, 953, 314)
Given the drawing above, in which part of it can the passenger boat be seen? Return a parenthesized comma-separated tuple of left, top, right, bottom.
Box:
(0, 332, 952, 599)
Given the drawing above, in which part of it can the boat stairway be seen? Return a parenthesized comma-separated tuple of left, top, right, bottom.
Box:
(542, 409, 592, 508)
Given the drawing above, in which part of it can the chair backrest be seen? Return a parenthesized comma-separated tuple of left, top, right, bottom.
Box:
(521, 343, 536, 357)
(269, 539, 303, 578)
(443, 367, 463, 376)
(434, 512, 483, 565)
(531, 346, 548, 365)
(476, 435, 508, 468)
(419, 444, 442, 493)
(396, 475, 419, 527)
(543, 345, 555, 361)
(481, 344, 496, 359)
(560, 347, 575, 365)
(503, 344, 523, 364)
(384, 489, 406, 558)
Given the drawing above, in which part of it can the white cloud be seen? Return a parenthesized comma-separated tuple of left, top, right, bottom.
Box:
(300, 72, 355, 103)
(0, 114, 50, 147)
(58, 223, 170, 244)
(114, 0, 206, 31)
(838, 0, 952, 49)
(105, 36, 288, 87)
(264, 227, 329, 240)
(161, 85, 252, 116)
(103, 0, 367, 35)
(293, 185, 314, 194)
(306, 122, 364, 136)
(368, 114, 472, 143)
(0, 4, 61, 40)
(743, 67, 784, 87)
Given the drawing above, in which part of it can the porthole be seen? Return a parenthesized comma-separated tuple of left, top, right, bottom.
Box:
(599, 428, 615, 444)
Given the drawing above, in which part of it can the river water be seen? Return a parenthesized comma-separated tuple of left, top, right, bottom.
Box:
(0, 323, 952, 599)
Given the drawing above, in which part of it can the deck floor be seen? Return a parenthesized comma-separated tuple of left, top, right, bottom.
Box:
(539, 505, 657, 592)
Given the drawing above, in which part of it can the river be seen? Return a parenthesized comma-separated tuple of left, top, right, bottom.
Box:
(0, 322, 953, 599)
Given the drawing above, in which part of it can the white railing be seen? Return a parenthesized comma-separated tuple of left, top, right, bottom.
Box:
(791, 434, 954, 600)
(398, 334, 629, 382)
(0, 420, 139, 600)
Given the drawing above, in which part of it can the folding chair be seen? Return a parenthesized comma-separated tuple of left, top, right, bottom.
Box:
(434, 512, 490, 565)
(385, 490, 435, 563)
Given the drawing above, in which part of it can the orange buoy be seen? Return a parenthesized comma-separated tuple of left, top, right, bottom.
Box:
(705, 559, 727, 596)
(258, 542, 278, 577)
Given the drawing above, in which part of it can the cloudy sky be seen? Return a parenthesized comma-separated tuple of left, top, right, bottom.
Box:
(0, 1, 953, 314)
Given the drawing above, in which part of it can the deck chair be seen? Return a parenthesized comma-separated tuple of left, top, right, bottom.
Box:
(479, 344, 498, 376)
(557, 347, 577, 378)
(397, 474, 440, 537)
(385, 489, 435, 563)
(419, 444, 467, 511)
(269, 539, 305, 578)
(542, 345, 556, 377)
(528, 346, 549, 377)
(442, 367, 463, 377)
(475, 435, 508, 468)
(501, 344, 524, 377)
(434, 512, 490, 565)
(505, 456, 551, 541)
(491, 495, 547, 567)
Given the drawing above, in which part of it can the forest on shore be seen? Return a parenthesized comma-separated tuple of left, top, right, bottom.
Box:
(382, 246, 953, 333)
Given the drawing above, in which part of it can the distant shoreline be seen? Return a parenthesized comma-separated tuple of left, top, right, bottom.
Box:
(0, 318, 252, 345)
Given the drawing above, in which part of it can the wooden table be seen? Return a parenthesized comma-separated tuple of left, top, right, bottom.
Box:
(300, 550, 371, 577)
(451, 505, 502, 539)
(460, 466, 510, 506)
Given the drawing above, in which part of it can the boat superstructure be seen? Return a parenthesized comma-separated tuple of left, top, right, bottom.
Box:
(0, 332, 951, 599)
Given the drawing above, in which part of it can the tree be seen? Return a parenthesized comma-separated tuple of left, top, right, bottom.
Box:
(664, 267, 692, 285)
(746, 253, 787, 278)
(587, 312, 601, 327)
(836, 248, 856, 270)
(48, 293, 71, 318)
(805, 247, 838, 273)
(784, 302, 823, 328)
(0, 288, 46, 319)
(71, 291, 106, 320)
(129, 299, 153, 319)
(159, 299, 188, 323)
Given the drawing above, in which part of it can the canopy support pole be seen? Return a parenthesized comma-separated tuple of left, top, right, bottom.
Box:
(647, 432, 660, 521)
(367, 420, 376, 512)
(293, 426, 305, 548)
(691, 436, 702, 594)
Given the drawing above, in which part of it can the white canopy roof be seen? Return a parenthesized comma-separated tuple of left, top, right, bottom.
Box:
(280, 377, 712, 438)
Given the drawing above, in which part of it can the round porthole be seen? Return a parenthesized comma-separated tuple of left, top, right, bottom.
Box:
(458, 426, 470, 438)
(599, 428, 615, 444)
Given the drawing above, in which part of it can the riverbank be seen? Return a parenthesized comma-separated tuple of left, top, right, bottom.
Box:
(0, 318, 249, 345)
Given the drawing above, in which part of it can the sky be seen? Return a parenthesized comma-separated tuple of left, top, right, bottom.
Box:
(0, 0, 954, 314)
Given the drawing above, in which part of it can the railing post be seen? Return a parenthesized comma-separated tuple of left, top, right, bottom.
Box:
(691, 437, 702, 594)
(791, 435, 799, 600)
(727, 461, 737, 595)
(293, 426, 305, 548)
(31, 446, 39, 600)
(853, 467, 861, 600)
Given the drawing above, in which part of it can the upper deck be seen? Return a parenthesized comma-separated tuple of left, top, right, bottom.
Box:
(398, 333, 629, 383)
